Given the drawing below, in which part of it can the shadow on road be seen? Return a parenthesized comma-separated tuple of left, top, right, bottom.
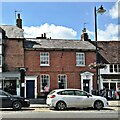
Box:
(52, 107, 114, 111)
(0, 108, 35, 111)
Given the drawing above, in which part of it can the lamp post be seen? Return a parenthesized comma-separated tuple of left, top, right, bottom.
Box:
(94, 5, 106, 94)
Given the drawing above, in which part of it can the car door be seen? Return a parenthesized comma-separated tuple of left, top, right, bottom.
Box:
(1, 90, 13, 108)
(74, 90, 93, 107)
(60, 90, 77, 107)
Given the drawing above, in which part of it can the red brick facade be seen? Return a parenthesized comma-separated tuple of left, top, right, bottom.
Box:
(2, 32, 97, 98)
(4, 39, 24, 71)
(25, 49, 96, 96)
(1, 25, 97, 98)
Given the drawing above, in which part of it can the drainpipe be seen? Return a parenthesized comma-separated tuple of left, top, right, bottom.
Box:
(19, 68, 26, 97)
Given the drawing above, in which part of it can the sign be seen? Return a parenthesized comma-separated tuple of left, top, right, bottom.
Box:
(21, 83, 25, 87)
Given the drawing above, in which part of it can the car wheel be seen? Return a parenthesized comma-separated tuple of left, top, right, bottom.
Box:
(94, 100, 103, 110)
(12, 101, 22, 110)
(56, 101, 66, 110)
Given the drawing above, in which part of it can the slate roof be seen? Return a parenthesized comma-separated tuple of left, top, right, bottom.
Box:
(0, 25, 24, 38)
(97, 41, 120, 64)
(25, 39, 96, 51)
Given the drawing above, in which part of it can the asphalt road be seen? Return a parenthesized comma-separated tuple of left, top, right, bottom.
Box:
(0, 107, 120, 119)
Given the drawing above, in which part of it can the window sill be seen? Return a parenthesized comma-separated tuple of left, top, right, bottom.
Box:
(76, 65, 85, 67)
(40, 64, 50, 67)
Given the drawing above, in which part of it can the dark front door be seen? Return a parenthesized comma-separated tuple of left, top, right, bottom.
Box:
(26, 80, 35, 98)
(83, 80, 89, 93)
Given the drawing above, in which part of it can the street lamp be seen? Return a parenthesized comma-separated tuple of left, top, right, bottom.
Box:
(94, 5, 106, 94)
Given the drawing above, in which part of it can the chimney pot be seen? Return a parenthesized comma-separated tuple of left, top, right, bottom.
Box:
(41, 34, 43, 38)
(16, 13, 22, 29)
(44, 33, 46, 38)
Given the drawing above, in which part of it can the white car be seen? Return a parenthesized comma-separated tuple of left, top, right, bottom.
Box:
(46, 89, 108, 110)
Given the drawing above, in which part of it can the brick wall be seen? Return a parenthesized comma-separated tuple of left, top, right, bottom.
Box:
(4, 39, 24, 71)
(25, 49, 96, 94)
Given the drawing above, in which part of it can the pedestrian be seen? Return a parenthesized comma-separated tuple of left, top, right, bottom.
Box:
(44, 84, 50, 98)
(101, 87, 106, 98)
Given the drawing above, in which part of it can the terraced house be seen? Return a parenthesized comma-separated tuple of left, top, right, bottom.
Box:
(1, 14, 119, 99)
(24, 36, 96, 98)
(0, 14, 97, 98)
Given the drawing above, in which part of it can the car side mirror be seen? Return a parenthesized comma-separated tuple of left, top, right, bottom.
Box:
(87, 93, 92, 98)
(6, 94, 11, 98)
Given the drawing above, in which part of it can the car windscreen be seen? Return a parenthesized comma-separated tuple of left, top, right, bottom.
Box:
(0, 90, 12, 97)
(48, 90, 56, 95)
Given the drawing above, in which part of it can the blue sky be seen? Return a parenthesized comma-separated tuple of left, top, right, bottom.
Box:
(1, 1, 119, 41)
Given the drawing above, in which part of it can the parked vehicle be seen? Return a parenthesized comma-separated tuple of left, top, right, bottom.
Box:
(46, 89, 108, 110)
(0, 90, 30, 110)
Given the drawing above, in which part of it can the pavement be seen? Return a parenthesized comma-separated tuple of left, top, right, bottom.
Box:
(29, 99, 120, 108)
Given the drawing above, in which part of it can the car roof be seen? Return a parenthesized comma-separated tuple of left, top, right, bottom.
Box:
(53, 88, 81, 92)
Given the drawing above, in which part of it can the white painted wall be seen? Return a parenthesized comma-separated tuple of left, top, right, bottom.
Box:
(100, 64, 120, 75)
(100, 64, 120, 90)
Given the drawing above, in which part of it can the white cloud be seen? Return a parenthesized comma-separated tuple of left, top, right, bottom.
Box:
(23, 23, 77, 39)
(88, 23, 119, 41)
(109, 0, 119, 19)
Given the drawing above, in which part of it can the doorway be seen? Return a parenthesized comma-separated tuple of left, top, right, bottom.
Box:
(26, 80, 35, 98)
(83, 80, 89, 93)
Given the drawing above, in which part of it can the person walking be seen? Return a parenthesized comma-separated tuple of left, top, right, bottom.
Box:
(44, 84, 50, 98)
(101, 87, 106, 98)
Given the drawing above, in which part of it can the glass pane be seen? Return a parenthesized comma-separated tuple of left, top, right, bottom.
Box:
(114, 65, 117, 72)
(110, 65, 113, 72)
(118, 65, 120, 72)
(110, 83, 116, 90)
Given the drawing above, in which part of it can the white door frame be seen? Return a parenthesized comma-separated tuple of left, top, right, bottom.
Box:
(80, 71, 94, 94)
(25, 75, 38, 98)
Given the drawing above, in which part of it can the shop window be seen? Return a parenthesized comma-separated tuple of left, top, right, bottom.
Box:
(110, 83, 116, 90)
(117, 83, 120, 90)
(4, 80, 16, 95)
(103, 83, 109, 90)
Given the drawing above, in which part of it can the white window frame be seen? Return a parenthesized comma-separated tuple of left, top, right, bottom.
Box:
(109, 64, 120, 73)
(40, 52, 50, 66)
(40, 74, 50, 92)
(58, 74, 67, 89)
(76, 52, 85, 66)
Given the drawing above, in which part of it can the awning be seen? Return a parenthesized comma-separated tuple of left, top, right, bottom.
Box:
(0, 72, 20, 80)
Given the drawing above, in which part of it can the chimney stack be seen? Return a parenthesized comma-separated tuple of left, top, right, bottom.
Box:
(81, 27, 89, 41)
(16, 13, 22, 29)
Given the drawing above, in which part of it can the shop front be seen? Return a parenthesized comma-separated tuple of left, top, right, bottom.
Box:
(101, 74, 120, 99)
(1, 72, 21, 96)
